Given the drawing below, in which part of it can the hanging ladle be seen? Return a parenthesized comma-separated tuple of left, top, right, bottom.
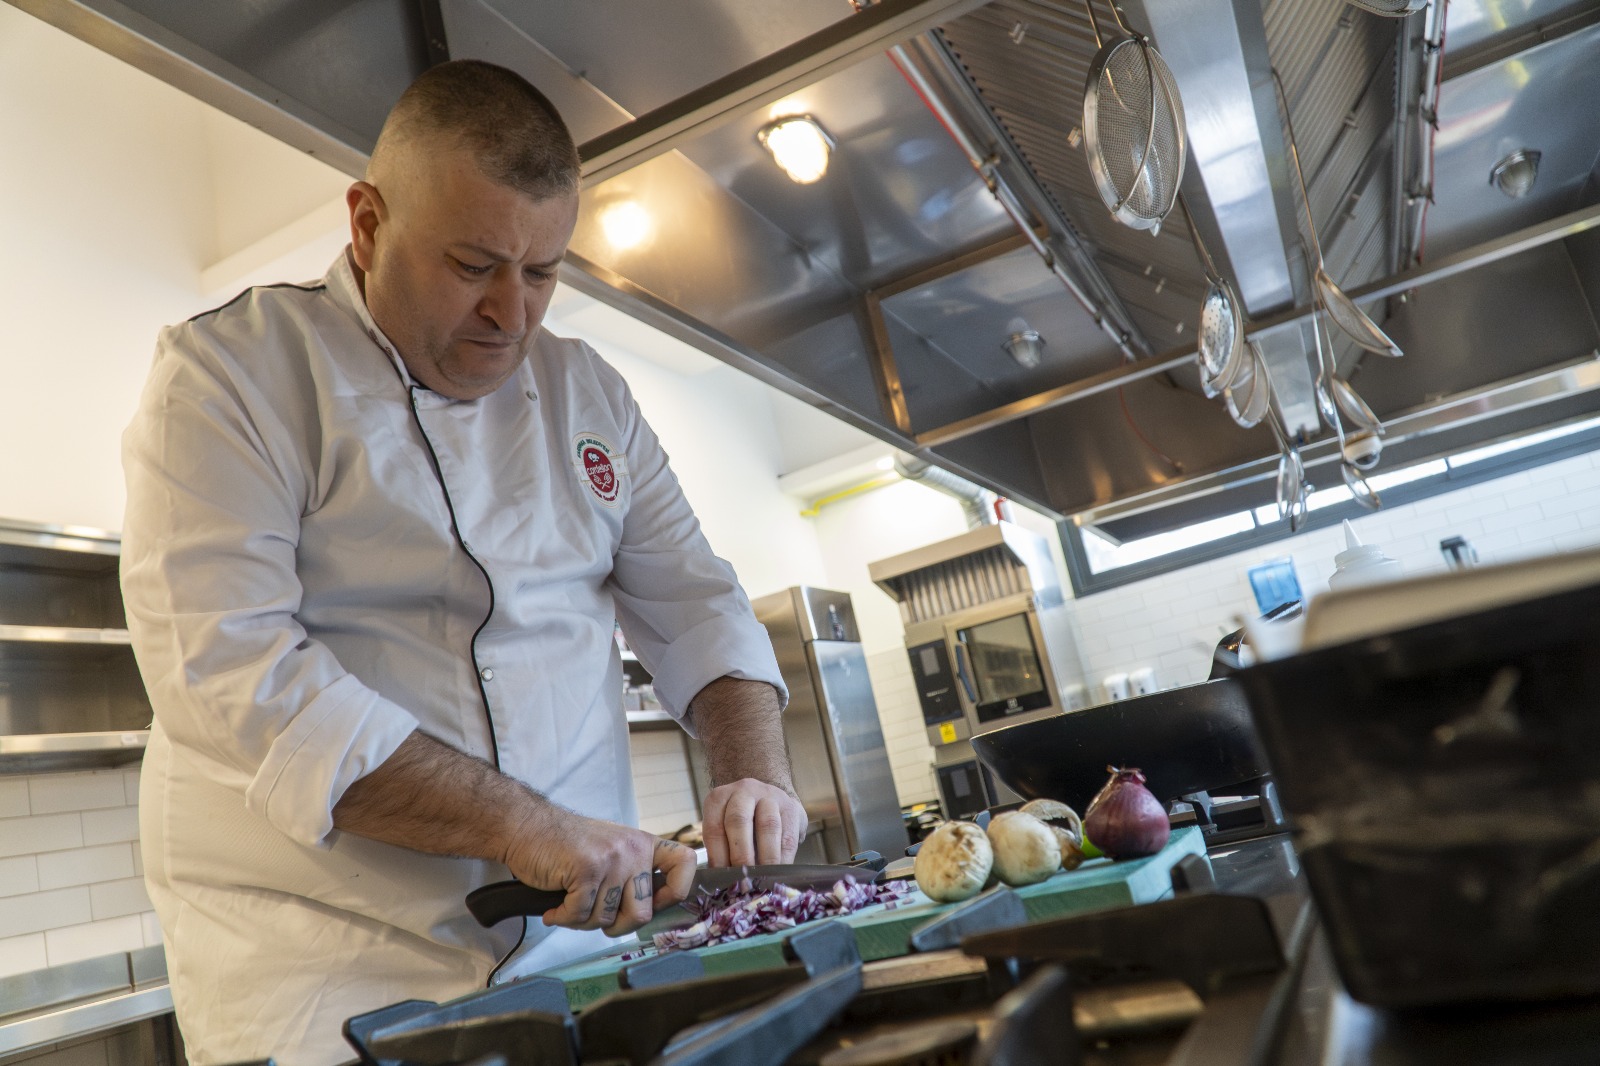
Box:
(1267, 410, 1308, 532)
(1309, 311, 1384, 511)
(1274, 71, 1402, 359)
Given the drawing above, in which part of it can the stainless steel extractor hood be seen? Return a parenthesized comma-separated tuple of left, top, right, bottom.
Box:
(15, 0, 1600, 526)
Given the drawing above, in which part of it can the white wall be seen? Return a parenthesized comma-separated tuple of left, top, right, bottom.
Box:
(1073, 447, 1600, 692)
(0, 5, 217, 531)
(202, 109, 352, 260)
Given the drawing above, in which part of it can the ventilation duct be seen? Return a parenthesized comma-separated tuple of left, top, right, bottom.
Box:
(894, 454, 997, 529)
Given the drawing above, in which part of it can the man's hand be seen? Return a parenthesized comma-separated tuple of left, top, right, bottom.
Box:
(701, 778, 807, 867)
(333, 731, 696, 936)
(502, 806, 697, 936)
(690, 677, 809, 866)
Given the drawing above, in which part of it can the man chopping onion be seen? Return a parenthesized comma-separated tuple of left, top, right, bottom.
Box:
(121, 60, 806, 1066)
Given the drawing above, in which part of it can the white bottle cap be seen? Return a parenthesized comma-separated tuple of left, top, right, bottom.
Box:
(1330, 520, 1403, 589)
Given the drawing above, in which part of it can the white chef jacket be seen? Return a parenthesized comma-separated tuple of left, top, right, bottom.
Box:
(121, 250, 786, 1066)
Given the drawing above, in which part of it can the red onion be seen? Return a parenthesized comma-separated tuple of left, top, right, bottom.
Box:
(1083, 766, 1170, 859)
(650, 872, 909, 953)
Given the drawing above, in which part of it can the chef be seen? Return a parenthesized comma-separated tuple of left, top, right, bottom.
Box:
(120, 59, 806, 1066)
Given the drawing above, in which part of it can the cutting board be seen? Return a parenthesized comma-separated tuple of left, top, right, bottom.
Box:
(539, 825, 1206, 1010)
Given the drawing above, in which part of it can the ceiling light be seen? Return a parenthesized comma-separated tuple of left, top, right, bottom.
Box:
(598, 200, 653, 250)
(1490, 149, 1540, 199)
(758, 116, 834, 184)
(1004, 329, 1045, 369)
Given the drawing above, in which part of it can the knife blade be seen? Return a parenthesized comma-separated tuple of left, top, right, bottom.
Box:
(465, 862, 882, 929)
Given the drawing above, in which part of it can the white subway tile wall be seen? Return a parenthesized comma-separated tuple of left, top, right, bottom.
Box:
(1073, 449, 1600, 691)
(628, 729, 701, 837)
(0, 767, 159, 976)
(863, 648, 938, 807)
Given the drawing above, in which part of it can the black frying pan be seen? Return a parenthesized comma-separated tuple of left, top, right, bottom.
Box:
(969, 610, 1290, 812)
(970, 677, 1268, 812)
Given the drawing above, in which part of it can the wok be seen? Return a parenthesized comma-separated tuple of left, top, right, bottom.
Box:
(971, 676, 1270, 814)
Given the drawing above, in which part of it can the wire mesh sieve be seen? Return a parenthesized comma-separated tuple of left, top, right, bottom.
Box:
(1083, 34, 1186, 232)
(1344, 0, 1428, 15)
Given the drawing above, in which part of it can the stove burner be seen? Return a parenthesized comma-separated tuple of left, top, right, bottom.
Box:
(818, 1019, 977, 1066)
(337, 882, 1297, 1066)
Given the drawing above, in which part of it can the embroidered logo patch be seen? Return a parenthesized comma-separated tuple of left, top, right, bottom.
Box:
(573, 433, 624, 506)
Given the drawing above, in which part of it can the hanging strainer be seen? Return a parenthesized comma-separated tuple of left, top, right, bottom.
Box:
(1180, 197, 1246, 397)
(1080, 0, 1187, 233)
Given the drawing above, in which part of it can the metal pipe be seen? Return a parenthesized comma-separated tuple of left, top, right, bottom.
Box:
(886, 42, 1143, 364)
(1388, 15, 1415, 275)
(1403, 0, 1447, 264)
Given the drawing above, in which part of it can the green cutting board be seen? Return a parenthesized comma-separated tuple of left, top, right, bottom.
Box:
(540, 826, 1206, 1010)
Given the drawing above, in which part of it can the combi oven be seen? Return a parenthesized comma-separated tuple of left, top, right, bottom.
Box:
(905, 595, 1071, 743)
(871, 523, 1088, 817)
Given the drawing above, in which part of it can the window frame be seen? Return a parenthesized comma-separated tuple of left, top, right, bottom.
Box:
(1059, 426, 1600, 597)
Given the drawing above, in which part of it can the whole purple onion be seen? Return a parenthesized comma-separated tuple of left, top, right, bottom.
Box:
(1083, 766, 1170, 859)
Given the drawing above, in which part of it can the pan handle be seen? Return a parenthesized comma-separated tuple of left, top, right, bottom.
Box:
(953, 641, 978, 704)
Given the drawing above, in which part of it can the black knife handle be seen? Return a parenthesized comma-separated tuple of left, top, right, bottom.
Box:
(467, 873, 669, 928)
(467, 881, 566, 927)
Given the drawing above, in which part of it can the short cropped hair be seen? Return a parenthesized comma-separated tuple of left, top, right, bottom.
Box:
(372, 60, 580, 200)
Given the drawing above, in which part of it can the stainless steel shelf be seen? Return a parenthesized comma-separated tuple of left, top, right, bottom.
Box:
(0, 985, 171, 1057)
(0, 519, 121, 572)
(0, 625, 132, 645)
(0, 730, 149, 773)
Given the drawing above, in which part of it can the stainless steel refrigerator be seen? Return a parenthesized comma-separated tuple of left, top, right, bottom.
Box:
(749, 587, 907, 864)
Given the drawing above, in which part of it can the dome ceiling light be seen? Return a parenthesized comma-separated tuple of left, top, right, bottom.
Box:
(758, 115, 834, 184)
(1004, 329, 1045, 369)
(1490, 149, 1541, 199)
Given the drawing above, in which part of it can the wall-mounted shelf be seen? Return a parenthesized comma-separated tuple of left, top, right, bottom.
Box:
(0, 518, 151, 775)
(0, 625, 131, 644)
(0, 730, 149, 773)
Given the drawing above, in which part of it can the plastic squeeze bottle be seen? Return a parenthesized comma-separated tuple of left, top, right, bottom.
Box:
(1328, 520, 1404, 590)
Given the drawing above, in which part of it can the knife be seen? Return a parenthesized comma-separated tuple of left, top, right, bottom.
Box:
(466, 862, 883, 929)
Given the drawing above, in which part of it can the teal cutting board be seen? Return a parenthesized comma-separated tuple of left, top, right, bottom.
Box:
(539, 826, 1206, 1010)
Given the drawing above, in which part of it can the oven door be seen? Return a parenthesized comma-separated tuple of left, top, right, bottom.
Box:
(953, 610, 1055, 725)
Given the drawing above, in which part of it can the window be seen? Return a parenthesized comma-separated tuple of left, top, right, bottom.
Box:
(1060, 415, 1600, 596)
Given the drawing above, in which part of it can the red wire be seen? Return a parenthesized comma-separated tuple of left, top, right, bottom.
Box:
(885, 50, 974, 163)
(1119, 387, 1184, 474)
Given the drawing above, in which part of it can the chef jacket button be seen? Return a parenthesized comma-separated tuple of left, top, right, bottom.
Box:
(525, 390, 536, 401)
(480, 667, 495, 682)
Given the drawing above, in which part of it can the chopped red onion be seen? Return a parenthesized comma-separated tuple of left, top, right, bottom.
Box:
(650, 872, 910, 953)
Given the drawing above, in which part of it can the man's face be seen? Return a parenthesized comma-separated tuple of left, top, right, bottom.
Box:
(349, 150, 579, 400)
